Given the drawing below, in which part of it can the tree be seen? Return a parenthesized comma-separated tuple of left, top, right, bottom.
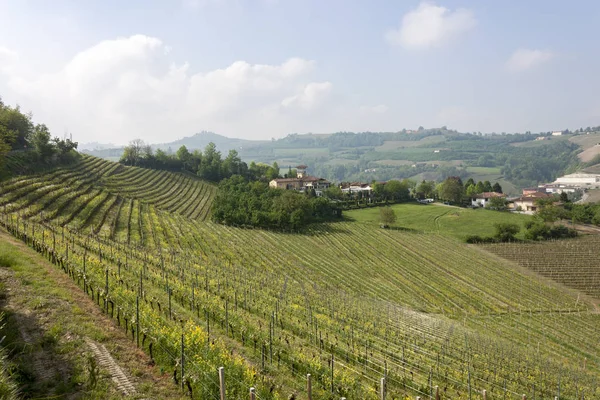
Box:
(494, 222, 520, 242)
(31, 124, 54, 162)
(198, 142, 222, 181)
(416, 180, 436, 199)
(486, 196, 508, 211)
(483, 181, 493, 192)
(176, 145, 192, 170)
(372, 182, 387, 202)
(324, 186, 344, 200)
(120, 139, 145, 166)
(384, 180, 410, 202)
(559, 192, 569, 203)
(475, 181, 485, 193)
(222, 149, 244, 178)
(535, 199, 564, 222)
(438, 176, 464, 204)
(465, 184, 478, 198)
(492, 182, 503, 193)
(0, 101, 33, 149)
(379, 207, 396, 228)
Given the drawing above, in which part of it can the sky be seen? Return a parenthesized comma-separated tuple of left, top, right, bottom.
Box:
(1, 0, 599, 145)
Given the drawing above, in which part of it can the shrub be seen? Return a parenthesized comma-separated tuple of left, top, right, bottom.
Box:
(525, 221, 577, 240)
(494, 222, 520, 242)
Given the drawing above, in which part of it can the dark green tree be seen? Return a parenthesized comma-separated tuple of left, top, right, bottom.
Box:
(494, 222, 520, 242)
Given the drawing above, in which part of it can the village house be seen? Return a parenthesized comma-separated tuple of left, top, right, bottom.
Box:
(470, 192, 506, 208)
(269, 165, 331, 193)
(340, 182, 372, 195)
(509, 192, 551, 212)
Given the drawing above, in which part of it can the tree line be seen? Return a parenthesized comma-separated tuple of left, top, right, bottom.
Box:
(0, 98, 78, 175)
(413, 176, 504, 205)
(120, 139, 280, 183)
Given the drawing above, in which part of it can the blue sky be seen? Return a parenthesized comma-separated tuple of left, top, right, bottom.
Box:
(0, 0, 599, 144)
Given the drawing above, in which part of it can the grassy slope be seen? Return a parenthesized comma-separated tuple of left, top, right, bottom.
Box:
(345, 202, 532, 240)
(0, 232, 184, 400)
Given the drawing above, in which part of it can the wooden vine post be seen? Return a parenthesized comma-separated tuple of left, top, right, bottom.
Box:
(181, 332, 185, 390)
(219, 366, 226, 400)
(136, 296, 140, 347)
(307, 374, 312, 400)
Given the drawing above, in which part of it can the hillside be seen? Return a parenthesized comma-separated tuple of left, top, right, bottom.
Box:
(1, 157, 599, 399)
(0, 233, 185, 399)
(0, 155, 216, 235)
(82, 128, 600, 194)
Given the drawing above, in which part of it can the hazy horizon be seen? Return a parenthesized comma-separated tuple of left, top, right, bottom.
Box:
(1, 0, 599, 145)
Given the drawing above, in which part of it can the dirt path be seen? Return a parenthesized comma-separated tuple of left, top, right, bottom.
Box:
(0, 229, 185, 399)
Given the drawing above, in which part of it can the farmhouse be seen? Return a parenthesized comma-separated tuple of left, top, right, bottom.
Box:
(510, 192, 551, 212)
(269, 165, 331, 192)
(552, 131, 563, 136)
(471, 192, 506, 208)
(340, 182, 372, 195)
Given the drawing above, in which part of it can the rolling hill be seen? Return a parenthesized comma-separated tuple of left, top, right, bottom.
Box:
(0, 156, 599, 399)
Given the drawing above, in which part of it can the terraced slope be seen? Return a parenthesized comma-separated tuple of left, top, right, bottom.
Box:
(0, 155, 216, 225)
(1, 160, 599, 399)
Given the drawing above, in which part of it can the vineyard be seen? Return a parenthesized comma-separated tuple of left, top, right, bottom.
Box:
(482, 236, 600, 300)
(0, 155, 599, 399)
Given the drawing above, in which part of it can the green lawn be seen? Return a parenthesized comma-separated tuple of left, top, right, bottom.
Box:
(345, 202, 532, 240)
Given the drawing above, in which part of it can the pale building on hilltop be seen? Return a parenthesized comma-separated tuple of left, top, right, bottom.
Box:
(269, 165, 331, 192)
(554, 173, 600, 187)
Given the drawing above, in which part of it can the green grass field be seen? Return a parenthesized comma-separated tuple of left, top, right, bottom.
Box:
(345, 202, 532, 239)
(1, 156, 599, 399)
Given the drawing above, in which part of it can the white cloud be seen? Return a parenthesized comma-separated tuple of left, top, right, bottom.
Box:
(281, 82, 332, 110)
(0, 46, 18, 74)
(3, 35, 333, 143)
(506, 48, 554, 72)
(360, 104, 388, 114)
(385, 2, 476, 49)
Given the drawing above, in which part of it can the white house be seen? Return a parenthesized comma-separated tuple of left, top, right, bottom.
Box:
(552, 131, 563, 136)
(340, 182, 372, 195)
(471, 192, 506, 208)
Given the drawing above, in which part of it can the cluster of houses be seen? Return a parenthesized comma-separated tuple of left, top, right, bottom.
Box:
(470, 191, 553, 213)
(269, 164, 600, 214)
(473, 172, 600, 213)
(269, 165, 331, 195)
